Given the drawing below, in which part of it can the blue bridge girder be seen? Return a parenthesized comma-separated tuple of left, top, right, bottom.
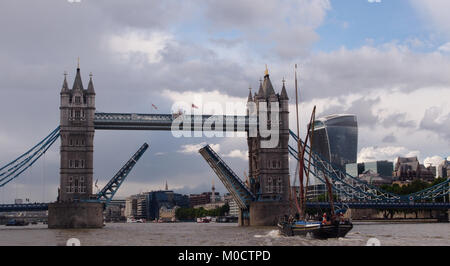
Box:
(2, 201, 448, 213)
(94, 112, 256, 132)
(306, 202, 450, 210)
(0, 203, 48, 212)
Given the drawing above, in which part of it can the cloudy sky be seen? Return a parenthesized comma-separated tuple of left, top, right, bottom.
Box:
(0, 0, 449, 203)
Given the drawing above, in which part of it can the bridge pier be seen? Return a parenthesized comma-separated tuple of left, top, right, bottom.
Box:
(238, 210, 250, 226)
(248, 201, 290, 226)
(48, 202, 104, 229)
(435, 209, 449, 223)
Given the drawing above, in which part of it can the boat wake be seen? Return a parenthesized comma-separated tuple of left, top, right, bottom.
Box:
(254, 230, 281, 238)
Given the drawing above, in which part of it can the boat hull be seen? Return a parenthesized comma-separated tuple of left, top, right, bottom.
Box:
(278, 221, 353, 239)
(6, 219, 29, 226)
(311, 223, 353, 239)
(278, 222, 321, 237)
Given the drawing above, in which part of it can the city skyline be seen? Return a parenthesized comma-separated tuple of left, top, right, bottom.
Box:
(0, 0, 449, 203)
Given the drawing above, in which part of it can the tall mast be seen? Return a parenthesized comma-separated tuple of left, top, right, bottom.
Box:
(294, 64, 305, 219)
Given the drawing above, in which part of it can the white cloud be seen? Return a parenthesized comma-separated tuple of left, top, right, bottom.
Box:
(302, 44, 450, 99)
(161, 89, 247, 115)
(420, 107, 450, 142)
(178, 142, 220, 154)
(108, 30, 173, 65)
(202, 0, 331, 59)
(223, 149, 248, 161)
(438, 42, 450, 52)
(358, 146, 420, 163)
(410, 0, 450, 35)
(424, 156, 445, 167)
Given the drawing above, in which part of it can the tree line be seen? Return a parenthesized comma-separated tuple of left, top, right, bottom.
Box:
(175, 204, 230, 220)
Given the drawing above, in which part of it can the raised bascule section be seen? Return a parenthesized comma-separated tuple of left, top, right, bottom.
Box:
(93, 143, 149, 205)
(199, 145, 256, 224)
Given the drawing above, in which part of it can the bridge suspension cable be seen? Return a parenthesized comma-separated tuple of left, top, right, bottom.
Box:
(289, 129, 450, 202)
(0, 126, 60, 188)
(288, 130, 400, 202)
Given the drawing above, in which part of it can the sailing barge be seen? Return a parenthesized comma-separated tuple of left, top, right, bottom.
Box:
(278, 216, 353, 239)
(278, 64, 353, 239)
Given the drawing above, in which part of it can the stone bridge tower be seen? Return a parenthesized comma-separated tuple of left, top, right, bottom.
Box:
(48, 64, 103, 229)
(59, 65, 95, 202)
(246, 68, 290, 225)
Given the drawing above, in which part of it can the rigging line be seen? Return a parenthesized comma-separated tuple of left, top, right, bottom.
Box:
(28, 162, 32, 203)
(15, 178, 18, 202)
(0, 127, 59, 172)
(0, 128, 59, 178)
(42, 151, 46, 203)
(288, 148, 358, 200)
(0, 132, 59, 183)
(0, 133, 59, 188)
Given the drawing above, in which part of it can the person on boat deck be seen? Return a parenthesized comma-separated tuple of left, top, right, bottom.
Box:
(322, 213, 333, 225)
(321, 213, 327, 224)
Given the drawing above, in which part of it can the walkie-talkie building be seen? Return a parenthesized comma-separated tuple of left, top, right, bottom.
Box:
(310, 114, 358, 170)
(308, 114, 358, 199)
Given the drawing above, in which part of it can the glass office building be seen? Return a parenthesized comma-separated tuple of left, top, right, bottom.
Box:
(364, 161, 393, 177)
(345, 162, 365, 177)
(310, 114, 358, 170)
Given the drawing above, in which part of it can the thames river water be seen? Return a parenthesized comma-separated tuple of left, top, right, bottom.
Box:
(0, 222, 449, 246)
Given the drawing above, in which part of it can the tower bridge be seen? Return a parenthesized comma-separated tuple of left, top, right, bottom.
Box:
(0, 65, 449, 228)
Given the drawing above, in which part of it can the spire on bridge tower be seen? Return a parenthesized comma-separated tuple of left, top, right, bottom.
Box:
(61, 71, 69, 93)
(87, 72, 95, 94)
(72, 62, 84, 91)
(262, 65, 275, 98)
(248, 87, 253, 102)
(257, 77, 264, 98)
(280, 77, 288, 100)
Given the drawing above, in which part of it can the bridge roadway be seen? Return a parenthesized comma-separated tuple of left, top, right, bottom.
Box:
(94, 113, 256, 131)
(1, 202, 449, 212)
